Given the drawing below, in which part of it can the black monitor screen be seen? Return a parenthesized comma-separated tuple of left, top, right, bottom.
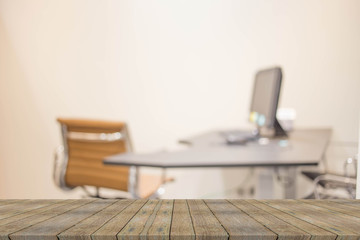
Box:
(249, 67, 282, 129)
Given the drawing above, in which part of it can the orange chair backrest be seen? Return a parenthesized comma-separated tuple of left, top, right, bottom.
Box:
(57, 118, 131, 191)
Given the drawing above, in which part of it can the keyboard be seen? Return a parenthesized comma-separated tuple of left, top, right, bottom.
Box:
(220, 130, 258, 145)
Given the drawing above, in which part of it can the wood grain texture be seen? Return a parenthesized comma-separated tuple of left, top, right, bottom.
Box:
(229, 199, 311, 240)
(0, 200, 66, 226)
(0, 199, 24, 207)
(0, 199, 359, 240)
(9, 199, 105, 240)
(146, 199, 173, 240)
(300, 200, 360, 218)
(325, 199, 360, 207)
(91, 199, 146, 240)
(187, 200, 228, 240)
(205, 199, 277, 240)
(0, 199, 57, 220)
(292, 200, 360, 235)
(117, 200, 161, 240)
(170, 200, 195, 240)
(133, 200, 173, 240)
(0, 199, 92, 240)
(263, 200, 360, 240)
(246, 200, 336, 240)
(58, 199, 132, 240)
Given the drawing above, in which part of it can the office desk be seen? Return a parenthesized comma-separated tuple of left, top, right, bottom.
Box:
(104, 128, 332, 198)
(106, 129, 331, 168)
(1, 199, 359, 239)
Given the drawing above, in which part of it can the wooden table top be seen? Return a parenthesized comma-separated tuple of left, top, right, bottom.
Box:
(0, 199, 359, 240)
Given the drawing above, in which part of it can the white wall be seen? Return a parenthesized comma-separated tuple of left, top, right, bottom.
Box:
(1, 0, 359, 198)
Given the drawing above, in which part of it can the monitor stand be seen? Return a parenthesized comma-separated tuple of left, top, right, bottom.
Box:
(224, 120, 286, 145)
(274, 118, 288, 137)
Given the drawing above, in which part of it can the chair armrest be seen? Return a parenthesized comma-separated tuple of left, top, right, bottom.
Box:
(53, 146, 74, 191)
(313, 174, 356, 199)
(344, 156, 358, 178)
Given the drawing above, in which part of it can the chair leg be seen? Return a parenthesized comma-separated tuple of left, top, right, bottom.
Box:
(80, 186, 94, 198)
(80, 186, 101, 198)
(80, 186, 127, 199)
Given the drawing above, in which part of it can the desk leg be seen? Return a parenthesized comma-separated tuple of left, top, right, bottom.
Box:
(256, 168, 298, 199)
(128, 166, 140, 199)
(283, 167, 297, 199)
(256, 169, 274, 199)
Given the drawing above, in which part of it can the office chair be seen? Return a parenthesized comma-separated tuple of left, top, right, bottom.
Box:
(303, 156, 357, 199)
(54, 118, 172, 199)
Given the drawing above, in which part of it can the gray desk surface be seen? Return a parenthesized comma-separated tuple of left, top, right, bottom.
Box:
(104, 128, 332, 168)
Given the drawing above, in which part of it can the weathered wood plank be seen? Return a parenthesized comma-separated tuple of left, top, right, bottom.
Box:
(170, 200, 195, 240)
(325, 199, 360, 207)
(0, 199, 57, 220)
(117, 199, 161, 240)
(263, 200, 360, 240)
(300, 200, 360, 218)
(9, 199, 109, 240)
(0, 200, 24, 207)
(187, 199, 228, 240)
(0, 200, 28, 216)
(246, 200, 336, 240)
(229, 199, 310, 240)
(205, 199, 276, 240)
(292, 200, 360, 234)
(0, 199, 66, 226)
(0, 199, 359, 240)
(146, 199, 174, 240)
(0, 199, 92, 240)
(92, 199, 146, 240)
(58, 199, 133, 240)
(138, 200, 163, 240)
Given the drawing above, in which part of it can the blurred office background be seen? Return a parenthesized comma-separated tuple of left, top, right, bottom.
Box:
(0, 0, 359, 198)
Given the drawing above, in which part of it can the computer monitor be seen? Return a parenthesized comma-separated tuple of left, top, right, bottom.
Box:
(249, 67, 287, 137)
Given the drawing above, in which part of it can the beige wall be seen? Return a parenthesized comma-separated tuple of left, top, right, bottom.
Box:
(357, 116, 360, 199)
(0, 0, 359, 198)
